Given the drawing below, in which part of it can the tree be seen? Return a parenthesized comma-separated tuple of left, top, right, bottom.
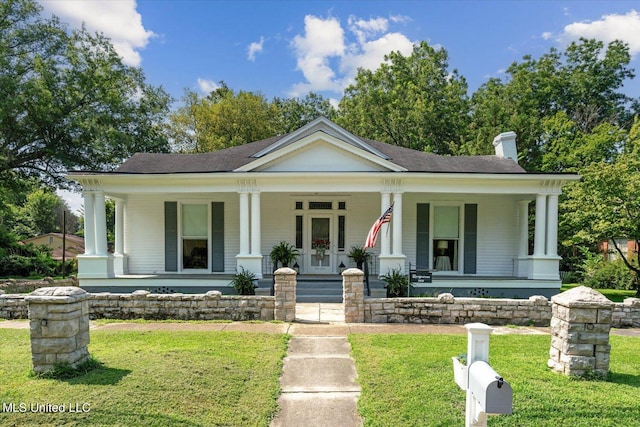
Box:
(272, 92, 337, 134)
(168, 84, 277, 152)
(561, 120, 640, 294)
(463, 38, 635, 171)
(0, 0, 171, 185)
(337, 41, 470, 154)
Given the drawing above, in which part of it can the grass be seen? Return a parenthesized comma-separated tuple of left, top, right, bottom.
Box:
(0, 329, 289, 427)
(349, 333, 640, 427)
(561, 284, 637, 302)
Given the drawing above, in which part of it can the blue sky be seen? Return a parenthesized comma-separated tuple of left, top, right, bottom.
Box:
(40, 0, 640, 106)
(38, 0, 640, 211)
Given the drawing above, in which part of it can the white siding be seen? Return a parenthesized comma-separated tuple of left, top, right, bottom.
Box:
(124, 193, 239, 274)
(402, 194, 519, 276)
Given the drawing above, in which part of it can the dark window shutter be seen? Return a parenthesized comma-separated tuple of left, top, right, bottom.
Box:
(416, 203, 430, 269)
(211, 202, 225, 272)
(464, 204, 478, 274)
(164, 202, 178, 272)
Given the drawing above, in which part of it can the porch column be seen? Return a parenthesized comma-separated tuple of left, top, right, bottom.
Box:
(239, 192, 250, 255)
(94, 191, 108, 256)
(113, 199, 128, 275)
(114, 199, 124, 255)
(250, 191, 261, 256)
(83, 191, 96, 255)
(392, 192, 403, 256)
(546, 194, 559, 257)
(380, 192, 391, 257)
(518, 200, 529, 258)
(533, 194, 547, 256)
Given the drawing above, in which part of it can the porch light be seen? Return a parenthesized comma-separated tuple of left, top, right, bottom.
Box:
(293, 262, 300, 274)
(339, 261, 346, 274)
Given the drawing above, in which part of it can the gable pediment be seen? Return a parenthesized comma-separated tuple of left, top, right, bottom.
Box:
(234, 131, 406, 172)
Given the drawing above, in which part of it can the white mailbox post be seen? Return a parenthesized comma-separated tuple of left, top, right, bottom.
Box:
(454, 323, 512, 427)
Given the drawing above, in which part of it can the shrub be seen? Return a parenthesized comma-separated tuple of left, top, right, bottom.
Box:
(229, 267, 257, 295)
(381, 268, 412, 297)
(581, 252, 636, 290)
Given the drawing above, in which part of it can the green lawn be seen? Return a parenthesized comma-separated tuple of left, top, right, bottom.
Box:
(0, 329, 289, 427)
(561, 284, 637, 302)
(350, 333, 640, 427)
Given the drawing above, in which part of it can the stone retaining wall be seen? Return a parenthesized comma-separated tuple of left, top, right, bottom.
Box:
(364, 294, 553, 326)
(1, 290, 639, 326)
(89, 291, 275, 321)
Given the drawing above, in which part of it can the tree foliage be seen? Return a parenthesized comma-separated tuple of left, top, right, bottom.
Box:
(561, 120, 640, 292)
(337, 41, 470, 154)
(0, 0, 172, 185)
(463, 38, 635, 171)
(169, 86, 338, 152)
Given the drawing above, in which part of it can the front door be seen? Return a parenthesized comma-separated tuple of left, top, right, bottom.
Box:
(307, 216, 332, 273)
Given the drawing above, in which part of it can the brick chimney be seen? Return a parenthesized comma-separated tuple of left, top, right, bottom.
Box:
(493, 131, 518, 163)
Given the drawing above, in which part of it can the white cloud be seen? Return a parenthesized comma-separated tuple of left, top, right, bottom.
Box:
(197, 78, 220, 94)
(348, 16, 388, 45)
(541, 32, 553, 40)
(290, 15, 346, 95)
(289, 14, 414, 97)
(560, 9, 640, 56)
(247, 36, 265, 61)
(39, 0, 155, 66)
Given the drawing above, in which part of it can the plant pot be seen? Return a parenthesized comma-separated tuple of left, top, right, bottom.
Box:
(452, 356, 468, 390)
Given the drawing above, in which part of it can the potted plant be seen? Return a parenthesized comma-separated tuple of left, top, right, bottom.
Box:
(270, 241, 300, 268)
(381, 267, 412, 297)
(348, 245, 370, 269)
(229, 267, 257, 295)
(452, 353, 468, 390)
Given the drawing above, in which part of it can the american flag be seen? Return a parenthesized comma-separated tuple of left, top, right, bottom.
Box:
(364, 204, 393, 249)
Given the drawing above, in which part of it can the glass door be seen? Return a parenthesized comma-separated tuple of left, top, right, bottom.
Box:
(307, 216, 332, 274)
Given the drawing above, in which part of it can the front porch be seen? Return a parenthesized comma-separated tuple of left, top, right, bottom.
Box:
(77, 272, 561, 300)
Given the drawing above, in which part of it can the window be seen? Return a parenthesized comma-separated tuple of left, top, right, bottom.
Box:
(338, 215, 345, 250)
(309, 201, 332, 210)
(295, 201, 303, 210)
(182, 204, 208, 269)
(295, 215, 303, 249)
(433, 206, 460, 271)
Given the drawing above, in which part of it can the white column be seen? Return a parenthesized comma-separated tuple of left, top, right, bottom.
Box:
(518, 200, 529, 258)
(392, 192, 403, 255)
(94, 191, 108, 256)
(83, 192, 96, 255)
(546, 194, 559, 257)
(239, 192, 250, 255)
(380, 192, 391, 256)
(250, 192, 261, 256)
(533, 194, 547, 256)
(114, 200, 124, 255)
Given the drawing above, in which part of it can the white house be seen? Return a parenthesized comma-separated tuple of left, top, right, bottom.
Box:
(68, 118, 579, 297)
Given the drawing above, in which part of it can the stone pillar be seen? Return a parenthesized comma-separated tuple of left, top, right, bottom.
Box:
(342, 268, 364, 323)
(274, 268, 296, 322)
(25, 287, 91, 374)
(548, 286, 612, 377)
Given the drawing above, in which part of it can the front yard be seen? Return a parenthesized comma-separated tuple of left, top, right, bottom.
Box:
(1, 326, 639, 426)
(0, 329, 288, 426)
